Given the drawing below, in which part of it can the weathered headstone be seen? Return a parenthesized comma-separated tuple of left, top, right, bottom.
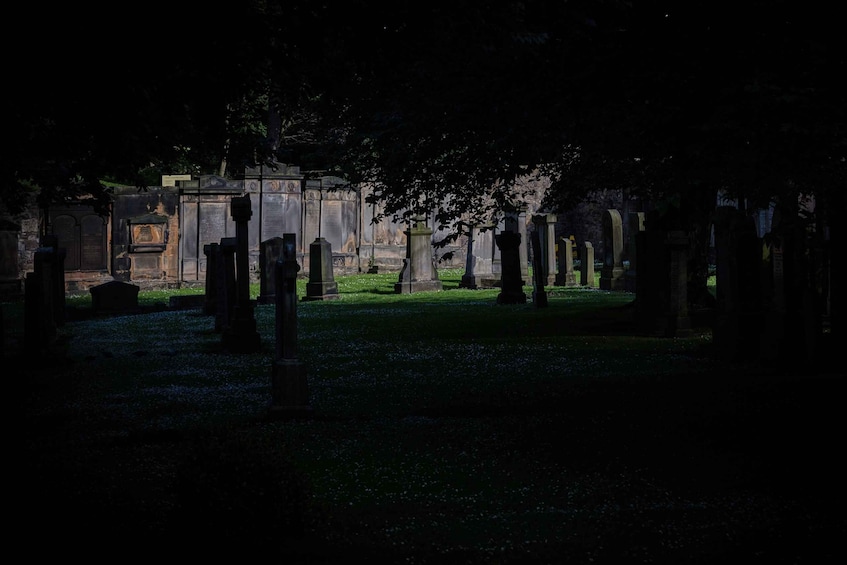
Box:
(269, 233, 313, 419)
(634, 221, 692, 337)
(554, 236, 578, 287)
(599, 209, 626, 291)
(625, 212, 645, 293)
(459, 225, 480, 290)
(395, 216, 443, 294)
(257, 237, 285, 304)
(202, 243, 218, 315)
(758, 235, 787, 363)
(40, 235, 66, 326)
(24, 264, 57, 352)
(303, 237, 339, 301)
(215, 238, 237, 332)
(579, 242, 595, 287)
(222, 196, 262, 353)
(712, 206, 762, 360)
(531, 213, 558, 286)
(495, 231, 527, 304)
(530, 230, 548, 307)
(90, 280, 140, 314)
(0, 219, 22, 297)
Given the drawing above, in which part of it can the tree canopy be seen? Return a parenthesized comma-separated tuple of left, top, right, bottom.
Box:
(5, 0, 844, 232)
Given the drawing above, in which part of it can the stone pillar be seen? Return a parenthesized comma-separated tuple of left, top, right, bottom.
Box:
(270, 233, 313, 419)
(40, 235, 66, 326)
(459, 225, 479, 290)
(395, 216, 443, 294)
(531, 213, 557, 286)
(222, 196, 261, 353)
(599, 209, 626, 291)
(203, 243, 218, 316)
(504, 206, 529, 283)
(625, 212, 645, 293)
(24, 251, 57, 353)
(215, 238, 237, 333)
(258, 237, 284, 304)
(665, 230, 692, 336)
(712, 206, 762, 361)
(495, 231, 527, 304)
(554, 236, 578, 287)
(580, 242, 595, 287)
(530, 230, 548, 307)
(303, 237, 339, 301)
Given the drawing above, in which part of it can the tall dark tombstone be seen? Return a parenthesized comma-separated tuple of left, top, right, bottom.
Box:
(530, 230, 548, 307)
(258, 237, 285, 304)
(269, 233, 313, 419)
(395, 216, 443, 294)
(665, 230, 692, 336)
(215, 237, 237, 333)
(759, 234, 787, 364)
(495, 231, 527, 304)
(554, 236, 578, 287)
(579, 242, 595, 287)
(635, 221, 692, 337)
(40, 235, 66, 326)
(303, 237, 339, 301)
(459, 225, 481, 290)
(202, 243, 218, 316)
(222, 196, 262, 353)
(531, 213, 558, 286)
(625, 212, 645, 293)
(24, 247, 58, 352)
(712, 206, 763, 361)
(599, 209, 626, 291)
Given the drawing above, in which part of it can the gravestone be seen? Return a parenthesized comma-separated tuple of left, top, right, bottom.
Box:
(758, 235, 787, 364)
(634, 221, 692, 337)
(215, 237, 237, 333)
(579, 242, 595, 287)
(395, 216, 443, 294)
(531, 213, 558, 286)
(495, 231, 527, 304)
(712, 206, 763, 361)
(599, 209, 626, 291)
(222, 195, 262, 353)
(90, 280, 140, 314)
(269, 233, 313, 419)
(258, 237, 285, 304)
(40, 235, 66, 326)
(24, 261, 58, 352)
(303, 237, 339, 301)
(459, 225, 480, 290)
(530, 230, 548, 307)
(625, 212, 645, 292)
(202, 243, 218, 315)
(0, 219, 22, 297)
(554, 236, 578, 287)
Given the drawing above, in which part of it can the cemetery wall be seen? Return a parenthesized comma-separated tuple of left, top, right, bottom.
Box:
(2, 164, 549, 295)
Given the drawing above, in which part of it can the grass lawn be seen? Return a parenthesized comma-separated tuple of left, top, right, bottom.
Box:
(10, 269, 844, 562)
